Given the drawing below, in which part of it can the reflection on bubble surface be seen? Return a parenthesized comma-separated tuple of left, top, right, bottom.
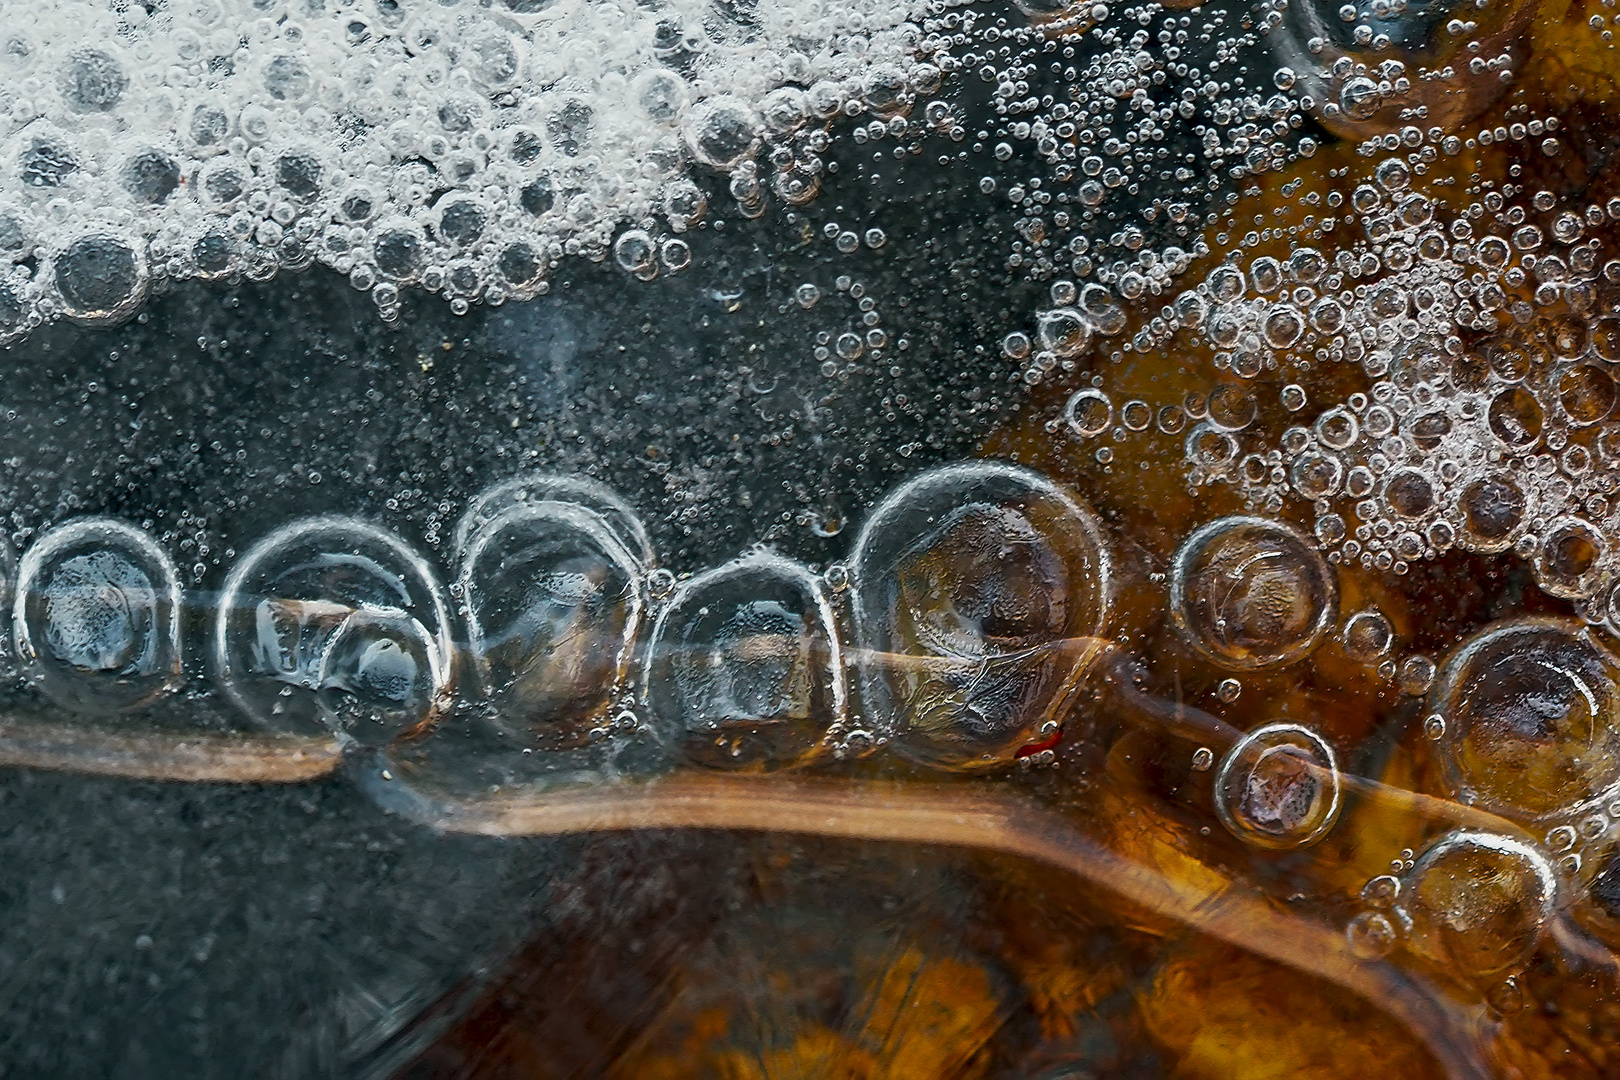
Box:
(1428, 618, 1620, 820)
(459, 492, 644, 749)
(1402, 831, 1556, 985)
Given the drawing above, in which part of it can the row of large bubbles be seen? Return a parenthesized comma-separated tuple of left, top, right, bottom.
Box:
(0, 0, 943, 337)
(12, 464, 1620, 995)
(0, 464, 1113, 776)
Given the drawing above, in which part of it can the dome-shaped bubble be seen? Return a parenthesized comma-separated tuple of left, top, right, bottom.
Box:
(457, 479, 648, 749)
(51, 233, 146, 326)
(1261, 302, 1304, 349)
(613, 229, 658, 281)
(1488, 386, 1543, 447)
(1063, 388, 1111, 438)
(1383, 469, 1435, 519)
(1290, 451, 1343, 499)
(1342, 608, 1393, 661)
(497, 242, 544, 291)
(58, 46, 127, 113)
(184, 102, 231, 153)
(759, 86, 807, 135)
(1402, 831, 1555, 982)
(337, 184, 381, 224)
(14, 518, 180, 714)
(644, 551, 843, 772)
(437, 198, 487, 247)
(685, 97, 760, 170)
(634, 69, 689, 126)
(17, 131, 77, 188)
(196, 159, 247, 209)
(1535, 518, 1605, 600)
(1036, 307, 1093, 358)
(1407, 411, 1451, 451)
(1206, 264, 1245, 303)
(849, 462, 1112, 770)
(119, 149, 180, 205)
(1458, 473, 1525, 552)
(462, 26, 523, 90)
(1168, 517, 1337, 670)
(213, 517, 453, 739)
(190, 231, 237, 281)
(1214, 723, 1341, 850)
(261, 53, 311, 102)
(517, 175, 554, 218)
(315, 608, 442, 748)
(1558, 365, 1616, 426)
(371, 224, 426, 282)
(663, 179, 707, 231)
(1427, 619, 1620, 819)
(1206, 384, 1257, 432)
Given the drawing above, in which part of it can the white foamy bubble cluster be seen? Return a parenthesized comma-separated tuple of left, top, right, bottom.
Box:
(0, 0, 937, 336)
(1142, 144, 1620, 619)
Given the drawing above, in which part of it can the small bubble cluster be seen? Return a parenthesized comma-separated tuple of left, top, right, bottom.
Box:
(0, 0, 939, 335)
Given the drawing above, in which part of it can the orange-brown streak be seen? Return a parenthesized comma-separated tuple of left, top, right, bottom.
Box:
(420, 774, 1492, 1080)
(0, 720, 343, 783)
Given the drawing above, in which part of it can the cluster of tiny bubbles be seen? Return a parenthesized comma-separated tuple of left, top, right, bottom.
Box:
(1157, 165, 1620, 591)
(1347, 831, 1556, 997)
(0, 0, 944, 337)
(799, 274, 903, 378)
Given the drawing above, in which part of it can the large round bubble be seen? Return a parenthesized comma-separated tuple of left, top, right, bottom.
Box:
(14, 518, 180, 714)
(849, 461, 1111, 770)
(1214, 723, 1342, 850)
(213, 517, 452, 741)
(1402, 831, 1556, 983)
(457, 481, 646, 750)
(1168, 517, 1337, 670)
(1427, 618, 1620, 819)
(644, 551, 843, 772)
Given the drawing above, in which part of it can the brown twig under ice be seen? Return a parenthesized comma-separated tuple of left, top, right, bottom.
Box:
(0, 719, 342, 783)
(401, 772, 1493, 1080)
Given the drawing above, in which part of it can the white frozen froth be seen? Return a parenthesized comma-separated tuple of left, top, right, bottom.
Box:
(0, 0, 934, 335)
